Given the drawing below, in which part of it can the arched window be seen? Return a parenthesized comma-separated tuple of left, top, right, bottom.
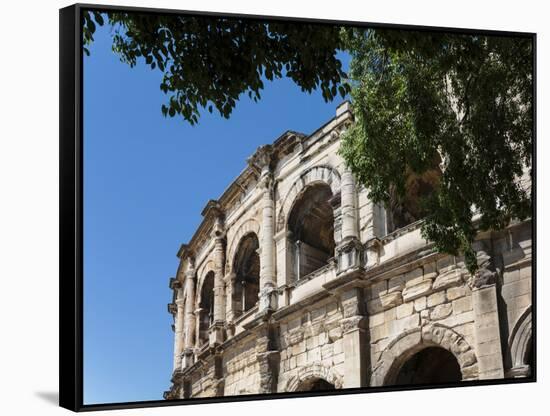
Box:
(233, 233, 260, 316)
(198, 271, 215, 346)
(288, 183, 335, 280)
(392, 347, 461, 385)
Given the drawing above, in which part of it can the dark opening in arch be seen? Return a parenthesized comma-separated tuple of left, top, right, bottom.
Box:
(198, 271, 215, 346)
(288, 183, 335, 280)
(393, 347, 461, 386)
(233, 233, 260, 316)
(297, 378, 335, 392)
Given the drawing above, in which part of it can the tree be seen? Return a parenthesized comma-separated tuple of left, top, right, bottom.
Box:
(83, 11, 349, 124)
(339, 28, 532, 273)
(84, 12, 533, 274)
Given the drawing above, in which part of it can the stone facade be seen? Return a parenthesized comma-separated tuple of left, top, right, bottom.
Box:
(164, 101, 533, 399)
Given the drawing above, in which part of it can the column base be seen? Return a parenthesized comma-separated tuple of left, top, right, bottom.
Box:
(336, 237, 363, 274)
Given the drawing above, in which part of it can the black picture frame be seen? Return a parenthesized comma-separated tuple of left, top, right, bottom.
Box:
(59, 3, 537, 412)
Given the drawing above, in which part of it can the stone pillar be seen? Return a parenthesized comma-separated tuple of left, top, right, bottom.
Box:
(210, 214, 226, 346)
(341, 169, 359, 241)
(255, 323, 280, 394)
(224, 272, 237, 337)
(172, 285, 185, 372)
(275, 230, 294, 306)
(336, 169, 362, 274)
(339, 287, 369, 388)
(470, 247, 505, 379)
(249, 145, 277, 313)
(194, 307, 202, 349)
(182, 265, 196, 368)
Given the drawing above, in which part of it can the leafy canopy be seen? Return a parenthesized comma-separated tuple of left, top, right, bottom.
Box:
(83, 12, 533, 273)
(339, 28, 532, 273)
(83, 11, 349, 124)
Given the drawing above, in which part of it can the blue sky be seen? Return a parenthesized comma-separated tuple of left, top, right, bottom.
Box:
(83, 15, 350, 404)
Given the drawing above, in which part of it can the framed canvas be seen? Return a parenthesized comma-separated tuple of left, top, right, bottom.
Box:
(59, 3, 536, 412)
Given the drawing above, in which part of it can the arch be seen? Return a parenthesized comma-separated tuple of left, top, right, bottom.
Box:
(232, 232, 260, 315)
(284, 363, 343, 392)
(197, 270, 215, 346)
(371, 324, 478, 386)
(509, 305, 532, 369)
(226, 219, 260, 271)
(196, 260, 215, 306)
(276, 165, 341, 233)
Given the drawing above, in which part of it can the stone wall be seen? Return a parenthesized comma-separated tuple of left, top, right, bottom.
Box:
(164, 102, 533, 400)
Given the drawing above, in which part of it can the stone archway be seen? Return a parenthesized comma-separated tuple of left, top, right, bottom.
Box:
(284, 363, 343, 392)
(276, 165, 341, 233)
(226, 219, 261, 272)
(371, 324, 478, 386)
(508, 306, 532, 376)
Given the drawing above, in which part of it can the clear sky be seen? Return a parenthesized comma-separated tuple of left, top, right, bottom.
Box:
(83, 15, 350, 405)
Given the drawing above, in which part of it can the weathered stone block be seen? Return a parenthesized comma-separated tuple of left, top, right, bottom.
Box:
(475, 325, 500, 344)
(502, 268, 520, 285)
(447, 286, 468, 301)
(427, 291, 446, 308)
(477, 339, 501, 357)
(369, 311, 385, 328)
(328, 326, 342, 342)
(333, 339, 343, 355)
(388, 314, 420, 336)
(321, 343, 334, 359)
(404, 268, 424, 287)
(452, 296, 472, 314)
(387, 275, 405, 293)
(396, 302, 414, 319)
(380, 291, 403, 309)
(307, 348, 321, 362)
(439, 311, 474, 328)
(296, 352, 307, 366)
(367, 297, 383, 315)
(432, 270, 463, 291)
(430, 303, 452, 320)
(370, 323, 388, 342)
(402, 280, 433, 302)
(371, 280, 388, 299)
(414, 296, 427, 312)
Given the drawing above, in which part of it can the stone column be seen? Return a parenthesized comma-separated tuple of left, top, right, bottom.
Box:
(224, 272, 237, 337)
(339, 287, 369, 388)
(249, 145, 277, 313)
(341, 169, 359, 241)
(336, 169, 362, 274)
(255, 323, 280, 394)
(194, 307, 202, 349)
(470, 247, 505, 379)
(182, 264, 196, 367)
(211, 215, 226, 345)
(172, 285, 185, 372)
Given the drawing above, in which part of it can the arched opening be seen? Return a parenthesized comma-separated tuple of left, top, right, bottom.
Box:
(386, 159, 442, 233)
(198, 271, 215, 346)
(296, 378, 335, 392)
(391, 347, 462, 386)
(233, 233, 260, 317)
(288, 183, 335, 280)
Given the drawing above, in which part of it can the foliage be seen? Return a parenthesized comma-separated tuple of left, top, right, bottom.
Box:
(83, 12, 533, 273)
(83, 11, 349, 124)
(339, 28, 533, 273)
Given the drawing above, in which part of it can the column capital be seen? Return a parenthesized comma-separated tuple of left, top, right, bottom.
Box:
(248, 144, 274, 174)
(340, 315, 368, 333)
